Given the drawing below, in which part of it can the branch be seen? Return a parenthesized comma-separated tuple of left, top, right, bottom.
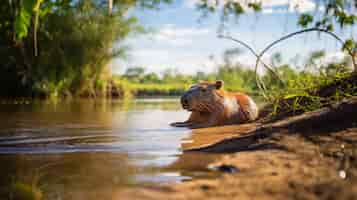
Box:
(218, 34, 285, 99)
(254, 28, 357, 99)
(218, 35, 283, 79)
(33, 0, 43, 57)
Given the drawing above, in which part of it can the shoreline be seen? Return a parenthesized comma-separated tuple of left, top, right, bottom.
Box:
(115, 97, 357, 200)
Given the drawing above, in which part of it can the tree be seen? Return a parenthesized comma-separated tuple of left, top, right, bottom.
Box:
(305, 50, 326, 73)
(193, 0, 356, 71)
(271, 52, 282, 67)
(108, 0, 113, 15)
(124, 67, 146, 79)
(223, 48, 242, 66)
(143, 72, 160, 83)
(0, 0, 172, 97)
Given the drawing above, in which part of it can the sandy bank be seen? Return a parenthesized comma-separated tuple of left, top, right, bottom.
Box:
(116, 97, 357, 200)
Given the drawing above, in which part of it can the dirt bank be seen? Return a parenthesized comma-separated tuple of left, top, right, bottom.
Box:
(116, 97, 357, 200)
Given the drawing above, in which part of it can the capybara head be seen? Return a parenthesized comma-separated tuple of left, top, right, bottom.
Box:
(181, 80, 224, 112)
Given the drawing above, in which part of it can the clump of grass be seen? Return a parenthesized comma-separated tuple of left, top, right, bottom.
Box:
(6, 182, 43, 200)
(262, 72, 357, 121)
(110, 78, 133, 99)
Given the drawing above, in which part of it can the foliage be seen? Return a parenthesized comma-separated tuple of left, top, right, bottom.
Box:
(195, 0, 357, 68)
(195, 0, 356, 31)
(298, 14, 314, 28)
(0, 0, 171, 98)
(116, 48, 354, 100)
(14, 0, 36, 40)
(110, 77, 133, 99)
(259, 52, 355, 120)
(264, 71, 357, 121)
(1, 0, 356, 102)
(129, 82, 187, 96)
(9, 182, 42, 200)
(31, 1, 138, 97)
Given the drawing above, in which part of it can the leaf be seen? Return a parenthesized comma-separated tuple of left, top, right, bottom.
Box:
(248, 2, 262, 12)
(283, 93, 307, 99)
(232, 2, 244, 15)
(342, 39, 356, 51)
(33, 0, 44, 12)
(298, 14, 314, 28)
(14, 8, 31, 40)
(326, 24, 334, 31)
(14, 0, 37, 40)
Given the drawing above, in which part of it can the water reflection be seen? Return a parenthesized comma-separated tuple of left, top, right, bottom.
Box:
(181, 123, 259, 150)
(0, 99, 195, 199)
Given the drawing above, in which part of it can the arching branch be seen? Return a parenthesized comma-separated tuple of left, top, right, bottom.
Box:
(254, 28, 357, 99)
(218, 34, 284, 81)
(218, 34, 285, 99)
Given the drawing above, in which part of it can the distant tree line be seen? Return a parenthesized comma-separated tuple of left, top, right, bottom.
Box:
(118, 49, 353, 96)
(0, 0, 355, 98)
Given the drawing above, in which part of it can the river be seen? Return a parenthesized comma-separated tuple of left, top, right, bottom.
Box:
(0, 98, 223, 199)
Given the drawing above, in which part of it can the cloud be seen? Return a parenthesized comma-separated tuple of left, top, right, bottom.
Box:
(150, 24, 211, 46)
(114, 23, 217, 75)
(157, 24, 210, 38)
(183, 0, 197, 9)
(120, 48, 217, 75)
(131, 49, 170, 59)
(184, 0, 319, 14)
(322, 51, 346, 64)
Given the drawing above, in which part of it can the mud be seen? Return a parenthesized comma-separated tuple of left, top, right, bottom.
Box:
(115, 97, 357, 200)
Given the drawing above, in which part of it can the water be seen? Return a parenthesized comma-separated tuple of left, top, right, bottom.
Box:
(0, 98, 221, 199)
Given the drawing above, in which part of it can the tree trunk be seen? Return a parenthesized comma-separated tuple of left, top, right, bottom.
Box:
(353, 48, 357, 72)
(108, 0, 113, 16)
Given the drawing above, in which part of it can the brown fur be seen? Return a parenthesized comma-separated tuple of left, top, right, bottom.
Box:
(171, 80, 259, 128)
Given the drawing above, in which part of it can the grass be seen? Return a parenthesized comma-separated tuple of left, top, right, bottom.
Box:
(262, 71, 357, 121)
(129, 83, 187, 97)
(8, 182, 43, 200)
(112, 81, 260, 98)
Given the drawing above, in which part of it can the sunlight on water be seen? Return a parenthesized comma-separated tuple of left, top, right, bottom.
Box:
(0, 98, 227, 199)
(0, 99, 190, 156)
(0, 99, 206, 198)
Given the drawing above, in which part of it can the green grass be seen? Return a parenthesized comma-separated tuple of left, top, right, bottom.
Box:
(114, 81, 258, 97)
(262, 71, 357, 120)
(128, 83, 187, 97)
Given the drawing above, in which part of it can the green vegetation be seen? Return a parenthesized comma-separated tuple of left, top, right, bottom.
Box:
(129, 83, 187, 97)
(117, 49, 355, 102)
(0, 0, 356, 113)
(118, 0, 357, 102)
(259, 53, 356, 120)
(192, 0, 357, 118)
(8, 182, 43, 200)
(196, 1, 356, 54)
(0, 0, 171, 98)
(0, 1, 356, 199)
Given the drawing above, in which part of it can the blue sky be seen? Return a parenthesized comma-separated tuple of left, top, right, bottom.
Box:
(113, 0, 356, 75)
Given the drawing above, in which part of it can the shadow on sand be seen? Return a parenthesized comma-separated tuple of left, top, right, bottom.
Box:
(183, 97, 357, 154)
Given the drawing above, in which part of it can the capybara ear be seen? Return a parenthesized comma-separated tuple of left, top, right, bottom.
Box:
(215, 80, 224, 89)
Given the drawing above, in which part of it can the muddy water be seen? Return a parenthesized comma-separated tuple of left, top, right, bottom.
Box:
(0, 99, 223, 199)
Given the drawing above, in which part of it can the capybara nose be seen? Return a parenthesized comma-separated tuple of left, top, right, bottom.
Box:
(181, 95, 189, 106)
(182, 99, 188, 105)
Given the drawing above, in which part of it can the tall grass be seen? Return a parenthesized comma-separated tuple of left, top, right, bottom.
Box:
(262, 71, 357, 120)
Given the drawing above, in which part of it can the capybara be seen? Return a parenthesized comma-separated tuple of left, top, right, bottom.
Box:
(171, 80, 259, 128)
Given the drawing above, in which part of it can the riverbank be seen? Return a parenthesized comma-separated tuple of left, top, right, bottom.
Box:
(115, 97, 357, 200)
(2, 74, 356, 199)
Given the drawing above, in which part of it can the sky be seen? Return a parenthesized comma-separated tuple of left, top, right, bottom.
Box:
(112, 0, 356, 75)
